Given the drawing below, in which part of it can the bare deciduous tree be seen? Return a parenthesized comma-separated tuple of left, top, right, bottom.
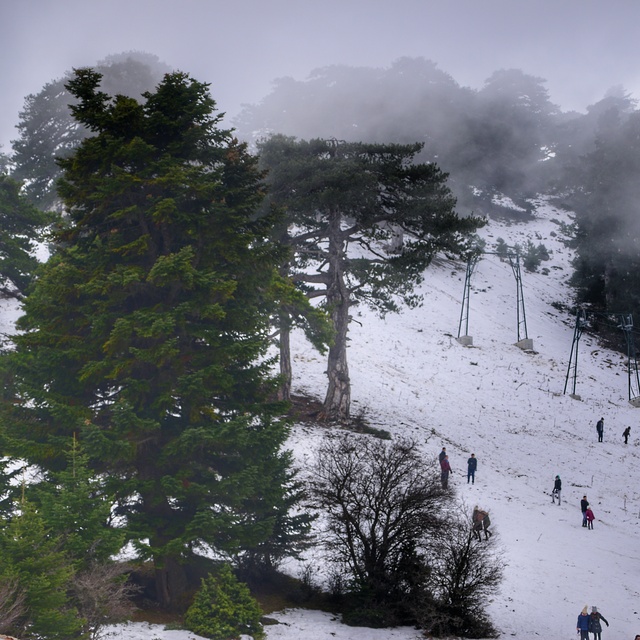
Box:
(0, 577, 26, 635)
(72, 562, 140, 640)
(308, 433, 448, 625)
(422, 508, 503, 638)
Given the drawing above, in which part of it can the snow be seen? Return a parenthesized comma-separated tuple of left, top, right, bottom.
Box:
(8, 196, 640, 639)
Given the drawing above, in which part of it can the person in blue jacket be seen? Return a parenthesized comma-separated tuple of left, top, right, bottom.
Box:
(467, 453, 477, 484)
(577, 605, 590, 640)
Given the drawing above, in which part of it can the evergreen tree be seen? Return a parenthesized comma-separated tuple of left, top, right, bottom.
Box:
(35, 439, 124, 567)
(11, 52, 170, 210)
(258, 135, 482, 421)
(570, 110, 640, 314)
(5, 68, 307, 610)
(0, 174, 50, 298)
(0, 501, 83, 639)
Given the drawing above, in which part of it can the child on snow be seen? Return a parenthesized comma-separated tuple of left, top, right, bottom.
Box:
(585, 506, 595, 529)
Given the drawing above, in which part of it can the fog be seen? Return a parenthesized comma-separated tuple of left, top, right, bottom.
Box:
(2, 0, 640, 150)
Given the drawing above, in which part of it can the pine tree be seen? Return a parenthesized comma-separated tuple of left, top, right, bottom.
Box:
(5, 68, 307, 610)
(259, 135, 482, 420)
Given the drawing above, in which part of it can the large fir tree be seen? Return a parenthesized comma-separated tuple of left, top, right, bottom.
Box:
(5, 69, 307, 610)
(11, 52, 170, 210)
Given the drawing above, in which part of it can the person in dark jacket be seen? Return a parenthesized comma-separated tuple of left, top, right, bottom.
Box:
(581, 495, 589, 527)
(597, 417, 604, 442)
(577, 605, 590, 640)
(467, 453, 477, 484)
(623, 426, 631, 444)
(552, 475, 562, 505)
(438, 447, 447, 463)
(440, 455, 452, 489)
(589, 606, 609, 640)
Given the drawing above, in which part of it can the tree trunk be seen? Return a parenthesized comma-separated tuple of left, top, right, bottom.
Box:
(322, 210, 351, 421)
(154, 553, 189, 612)
(139, 451, 190, 611)
(278, 319, 292, 402)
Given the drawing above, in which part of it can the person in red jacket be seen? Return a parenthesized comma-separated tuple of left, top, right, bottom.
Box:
(440, 455, 452, 489)
(585, 506, 595, 529)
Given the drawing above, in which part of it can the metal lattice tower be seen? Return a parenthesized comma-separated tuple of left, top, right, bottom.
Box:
(618, 314, 640, 403)
(457, 251, 531, 347)
(457, 254, 480, 339)
(563, 309, 587, 396)
(564, 310, 640, 404)
(507, 251, 529, 342)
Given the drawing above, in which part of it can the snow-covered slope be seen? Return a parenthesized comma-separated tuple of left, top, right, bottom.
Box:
(280, 195, 640, 639)
(4, 196, 639, 639)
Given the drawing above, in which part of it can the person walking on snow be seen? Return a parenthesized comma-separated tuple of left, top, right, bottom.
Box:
(552, 475, 562, 504)
(581, 495, 589, 527)
(586, 506, 595, 529)
(589, 606, 609, 640)
(623, 426, 631, 444)
(440, 455, 452, 489)
(472, 506, 492, 540)
(467, 453, 477, 484)
(597, 417, 604, 442)
(577, 606, 591, 640)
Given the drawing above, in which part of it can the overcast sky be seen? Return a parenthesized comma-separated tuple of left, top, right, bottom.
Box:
(2, 0, 640, 150)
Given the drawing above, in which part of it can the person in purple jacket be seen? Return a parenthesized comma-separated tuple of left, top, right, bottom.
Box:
(440, 455, 452, 489)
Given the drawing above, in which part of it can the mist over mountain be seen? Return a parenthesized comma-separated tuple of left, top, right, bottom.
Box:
(6, 50, 640, 332)
(234, 56, 640, 324)
(234, 57, 631, 213)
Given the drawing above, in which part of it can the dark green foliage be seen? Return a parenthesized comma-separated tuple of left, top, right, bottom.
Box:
(0, 501, 84, 640)
(35, 440, 125, 567)
(0, 174, 50, 297)
(11, 52, 170, 209)
(234, 443, 315, 576)
(4, 68, 310, 610)
(0, 444, 135, 639)
(184, 564, 264, 640)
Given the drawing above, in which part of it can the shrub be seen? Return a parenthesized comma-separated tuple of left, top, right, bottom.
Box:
(184, 564, 264, 640)
(522, 239, 551, 272)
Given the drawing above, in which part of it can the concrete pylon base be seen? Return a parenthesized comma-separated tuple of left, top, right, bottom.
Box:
(457, 335, 473, 346)
(516, 338, 534, 351)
